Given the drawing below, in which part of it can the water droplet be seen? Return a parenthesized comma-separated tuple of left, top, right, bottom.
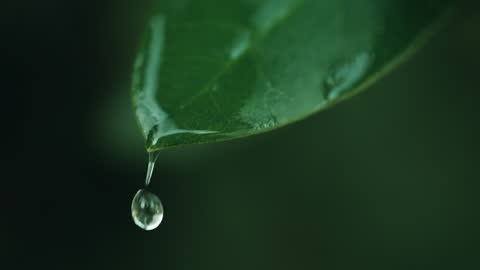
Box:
(131, 189, 164, 230)
(131, 151, 163, 230)
(323, 52, 372, 100)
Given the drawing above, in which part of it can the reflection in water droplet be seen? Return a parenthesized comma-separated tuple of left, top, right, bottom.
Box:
(131, 189, 164, 230)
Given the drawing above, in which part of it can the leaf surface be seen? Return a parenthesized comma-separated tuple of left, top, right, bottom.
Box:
(132, 0, 453, 151)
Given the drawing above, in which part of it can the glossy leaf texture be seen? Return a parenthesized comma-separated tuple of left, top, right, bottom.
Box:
(132, 0, 454, 152)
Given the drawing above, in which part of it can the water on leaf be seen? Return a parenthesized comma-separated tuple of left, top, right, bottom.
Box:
(145, 152, 160, 186)
(323, 52, 372, 100)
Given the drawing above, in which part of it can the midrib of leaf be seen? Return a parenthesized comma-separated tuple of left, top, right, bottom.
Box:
(178, 0, 305, 110)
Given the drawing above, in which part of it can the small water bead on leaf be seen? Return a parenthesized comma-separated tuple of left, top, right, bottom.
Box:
(131, 189, 164, 230)
(323, 52, 373, 100)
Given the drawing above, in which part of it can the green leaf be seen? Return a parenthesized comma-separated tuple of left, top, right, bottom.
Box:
(132, 0, 454, 152)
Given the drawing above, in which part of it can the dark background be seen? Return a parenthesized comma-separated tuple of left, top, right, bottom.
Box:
(5, 1, 480, 269)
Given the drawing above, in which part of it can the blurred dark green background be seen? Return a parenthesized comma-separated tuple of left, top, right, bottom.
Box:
(6, 1, 479, 269)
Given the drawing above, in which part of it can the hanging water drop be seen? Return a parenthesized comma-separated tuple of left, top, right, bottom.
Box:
(131, 152, 164, 230)
(131, 189, 164, 230)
